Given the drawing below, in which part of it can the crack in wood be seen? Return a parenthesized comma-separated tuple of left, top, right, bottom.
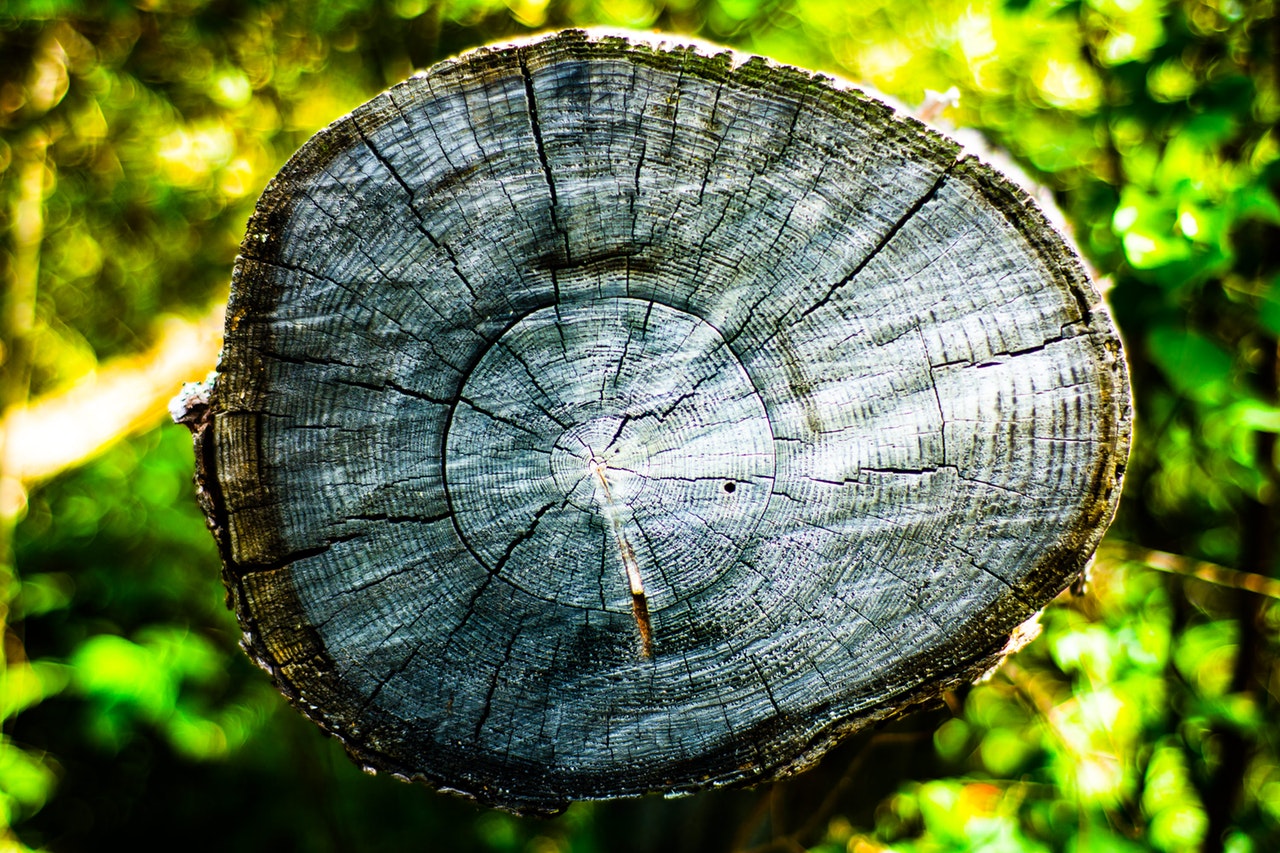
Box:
(491, 500, 559, 575)
(384, 79, 528, 321)
(356, 571, 494, 716)
(457, 394, 546, 439)
(800, 160, 958, 321)
(352, 119, 481, 302)
(473, 617, 524, 741)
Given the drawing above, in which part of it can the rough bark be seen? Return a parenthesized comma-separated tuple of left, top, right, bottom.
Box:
(181, 29, 1132, 814)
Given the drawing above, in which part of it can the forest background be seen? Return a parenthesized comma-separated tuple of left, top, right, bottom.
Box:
(2, 0, 1278, 851)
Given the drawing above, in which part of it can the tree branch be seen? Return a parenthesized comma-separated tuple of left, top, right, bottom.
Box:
(0, 301, 224, 489)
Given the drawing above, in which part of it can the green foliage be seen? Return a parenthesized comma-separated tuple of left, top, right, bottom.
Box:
(3, 0, 1280, 851)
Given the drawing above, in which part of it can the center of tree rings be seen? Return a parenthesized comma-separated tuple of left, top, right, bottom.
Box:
(446, 298, 776, 613)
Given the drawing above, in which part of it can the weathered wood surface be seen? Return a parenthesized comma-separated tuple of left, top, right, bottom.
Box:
(186, 29, 1131, 813)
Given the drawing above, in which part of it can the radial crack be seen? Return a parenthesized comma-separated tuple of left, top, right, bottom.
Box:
(518, 51, 571, 264)
(801, 159, 958, 320)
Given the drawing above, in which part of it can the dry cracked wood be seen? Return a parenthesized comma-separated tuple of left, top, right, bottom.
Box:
(183, 29, 1131, 813)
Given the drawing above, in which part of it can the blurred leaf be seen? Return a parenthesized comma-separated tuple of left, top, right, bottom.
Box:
(1050, 622, 1118, 680)
(0, 738, 59, 826)
(978, 728, 1036, 776)
(1143, 743, 1208, 852)
(932, 717, 972, 763)
(2, 662, 70, 722)
(70, 633, 178, 721)
(1146, 326, 1233, 401)
(1173, 620, 1237, 696)
(8, 573, 73, 619)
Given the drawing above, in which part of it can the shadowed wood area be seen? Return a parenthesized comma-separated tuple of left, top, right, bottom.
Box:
(183, 29, 1131, 814)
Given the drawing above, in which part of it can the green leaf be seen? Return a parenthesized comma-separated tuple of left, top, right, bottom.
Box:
(933, 717, 972, 763)
(2, 662, 71, 722)
(1112, 189, 1192, 270)
(71, 634, 179, 721)
(1146, 326, 1233, 401)
(0, 738, 59, 823)
(8, 573, 74, 619)
(979, 728, 1036, 776)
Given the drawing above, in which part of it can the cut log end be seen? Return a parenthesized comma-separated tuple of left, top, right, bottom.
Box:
(185, 28, 1132, 813)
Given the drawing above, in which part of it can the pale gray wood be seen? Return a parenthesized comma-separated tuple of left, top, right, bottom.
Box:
(187, 29, 1131, 814)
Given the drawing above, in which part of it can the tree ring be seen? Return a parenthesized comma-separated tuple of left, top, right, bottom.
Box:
(446, 298, 775, 613)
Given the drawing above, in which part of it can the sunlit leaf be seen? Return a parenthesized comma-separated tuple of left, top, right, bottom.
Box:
(979, 728, 1036, 776)
(1146, 326, 1233, 401)
(70, 634, 177, 719)
(1, 662, 70, 722)
(1172, 620, 1238, 697)
(1143, 743, 1208, 852)
(0, 738, 59, 824)
(933, 717, 972, 763)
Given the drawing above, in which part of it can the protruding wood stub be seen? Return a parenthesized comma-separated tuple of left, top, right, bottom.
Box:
(187, 29, 1131, 814)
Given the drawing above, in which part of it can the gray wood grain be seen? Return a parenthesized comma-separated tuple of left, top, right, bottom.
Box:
(190, 29, 1131, 813)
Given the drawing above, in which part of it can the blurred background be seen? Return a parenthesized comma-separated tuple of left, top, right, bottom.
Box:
(2, 0, 1278, 850)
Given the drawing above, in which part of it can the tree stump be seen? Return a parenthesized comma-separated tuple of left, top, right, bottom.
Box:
(183, 30, 1131, 813)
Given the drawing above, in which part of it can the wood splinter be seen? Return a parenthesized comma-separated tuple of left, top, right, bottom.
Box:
(590, 456, 654, 658)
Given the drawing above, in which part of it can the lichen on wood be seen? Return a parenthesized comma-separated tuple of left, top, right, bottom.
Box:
(182, 29, 1131, 814)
